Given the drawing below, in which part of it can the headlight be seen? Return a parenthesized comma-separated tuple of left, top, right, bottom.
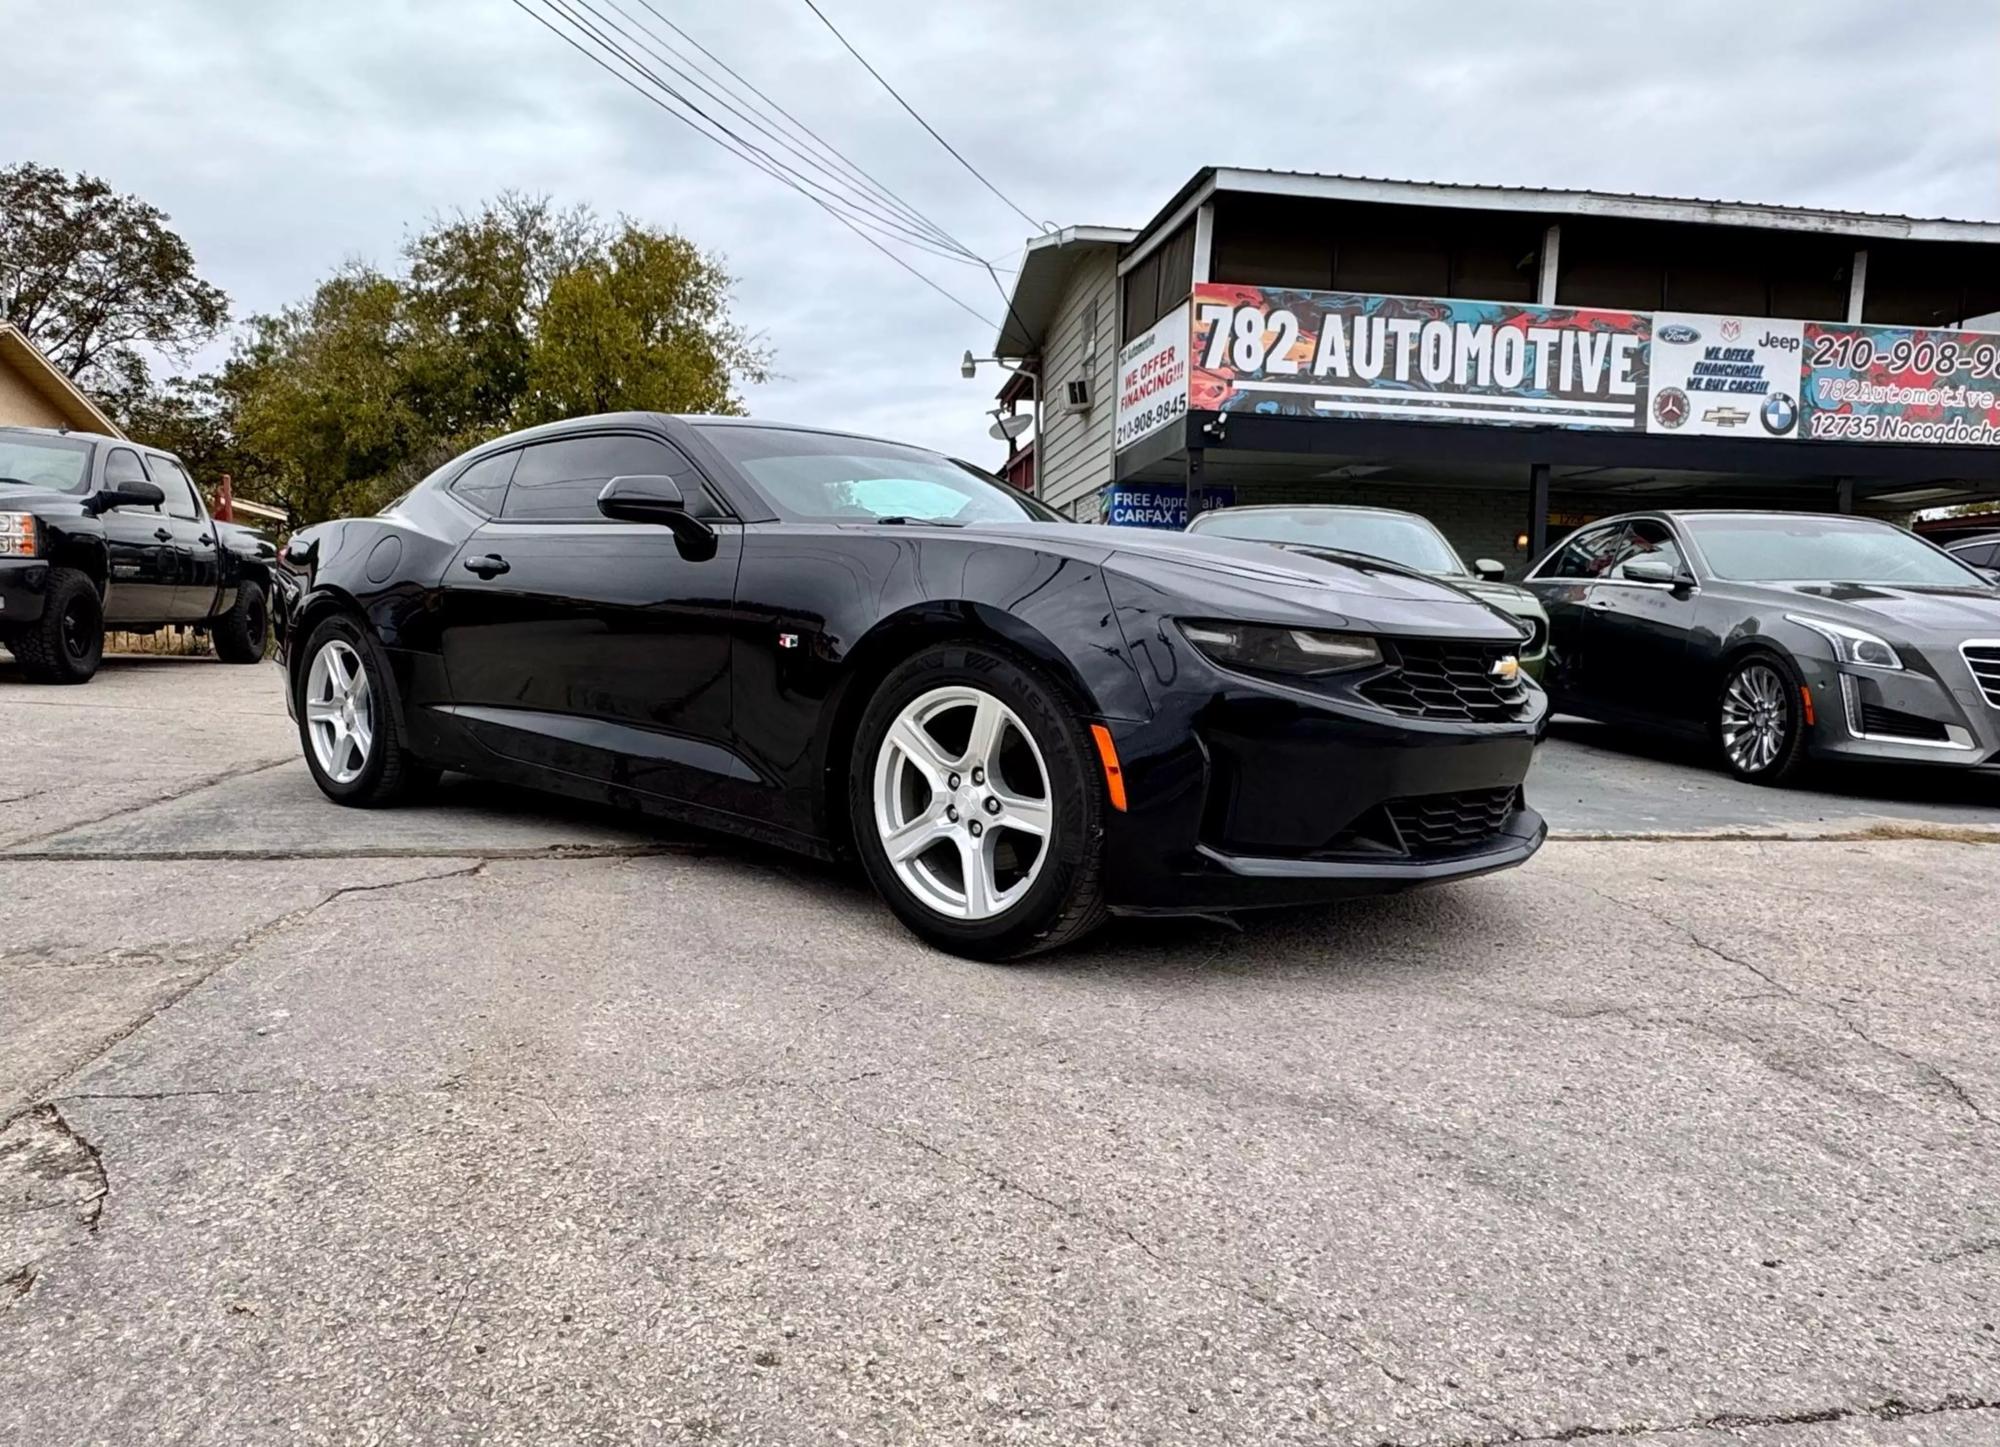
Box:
(1785, 613, 1902, 671)
(1179, 619, 1383, 676)
(0, 513, 37, 557)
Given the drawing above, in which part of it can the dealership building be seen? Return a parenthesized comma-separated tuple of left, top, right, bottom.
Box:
(988, 168, 2000, 572)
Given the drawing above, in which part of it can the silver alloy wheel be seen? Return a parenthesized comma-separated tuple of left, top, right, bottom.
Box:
(305, 638, 374, 785)
(872, 685, 1053, 921)
(1720, 661, 1788, 774)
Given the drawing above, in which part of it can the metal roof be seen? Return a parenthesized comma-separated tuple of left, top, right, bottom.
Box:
(994, 225, 1138, 359)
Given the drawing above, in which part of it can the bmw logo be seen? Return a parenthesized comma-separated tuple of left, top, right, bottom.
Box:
(1761, 391, 1798, 435)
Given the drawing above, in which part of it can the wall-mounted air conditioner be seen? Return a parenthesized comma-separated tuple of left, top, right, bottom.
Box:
(1061, 377, 1092, 413)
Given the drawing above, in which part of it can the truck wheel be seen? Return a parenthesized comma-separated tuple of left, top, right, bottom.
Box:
(212, 578, 269, 663)
(296, 614, 437, 806)
(12, 568, 104, 684)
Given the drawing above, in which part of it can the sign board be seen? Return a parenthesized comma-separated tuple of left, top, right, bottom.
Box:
(1104, 482, 1234, 529)
(1190, 284, 1647, 430)
(1646, 313, 1803, 438)
(1802, 323, 2000, 446)
(1162, 282, 2000, 449)
(1113, 301, 1191, 451)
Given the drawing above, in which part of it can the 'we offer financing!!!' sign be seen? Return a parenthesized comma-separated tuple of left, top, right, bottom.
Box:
(1109, 283, 2000, 451)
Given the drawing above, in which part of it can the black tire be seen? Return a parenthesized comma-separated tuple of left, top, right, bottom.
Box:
(294, 613, 438, 807)
(212, 578, 269, 663)
(12, 567, 103, 684)
(848, 642, 1108, 962)
(1714, 650, 1811, 786)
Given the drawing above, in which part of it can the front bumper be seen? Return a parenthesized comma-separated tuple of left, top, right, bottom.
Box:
(1100, 670, 1548, 914)
(0, 559, 51, 627)
(1796, 652, 2000, 768)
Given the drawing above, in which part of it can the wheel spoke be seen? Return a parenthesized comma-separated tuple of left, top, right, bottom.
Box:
(348, 716, 374, 765)
(883, 806, 948, 863)
(956, 831, 994, 919)
(961, 694, 1006, 772)
(306, 697, 342, 722)
(888, 718, 952, 784)
(991, 792, 1050, 838)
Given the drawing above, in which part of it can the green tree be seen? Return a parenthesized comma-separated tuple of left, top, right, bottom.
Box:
(208, 196, 770, 523)
(0, 163, 229, 408)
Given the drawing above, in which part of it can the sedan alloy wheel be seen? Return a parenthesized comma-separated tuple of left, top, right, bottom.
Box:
(305, 638, 374, 784)
(1716, 655, 1807, 785)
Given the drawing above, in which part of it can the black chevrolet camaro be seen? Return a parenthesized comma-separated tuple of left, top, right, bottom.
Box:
(273, 414, 1545, 958)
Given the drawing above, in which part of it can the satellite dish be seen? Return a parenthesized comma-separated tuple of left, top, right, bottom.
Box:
(988, 413, 1033, 441)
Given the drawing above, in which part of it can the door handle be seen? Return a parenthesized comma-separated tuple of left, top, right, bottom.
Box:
(198, 534, 213, 544)
(462, 554, 511, 579)
(154, 528, 173, 542)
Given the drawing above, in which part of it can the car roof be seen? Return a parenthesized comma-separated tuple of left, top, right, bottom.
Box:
(1195, 503, 1433, 520)
(460, 412, 953, 458)
(0, 424, 121, 447)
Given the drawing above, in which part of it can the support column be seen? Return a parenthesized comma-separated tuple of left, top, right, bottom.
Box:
(1836, 477, 1855, 514)
(1184, 445, 1205, 521)
(1526, 462, 1552, 562)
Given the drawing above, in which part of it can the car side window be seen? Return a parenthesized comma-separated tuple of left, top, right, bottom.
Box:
(1608, 520, 1684, 580)
(1956, 541, 1997, 568)
(501, 434, 721, 523)
(104, 447, 159, 510)
(147, 457, 204, 522)
(1541, 524, 1624, 579)
(448, 451, 519, 516)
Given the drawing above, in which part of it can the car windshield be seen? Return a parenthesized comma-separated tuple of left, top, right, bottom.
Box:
(696, 424, 1062, 525)
(1190, 507, 1464, 574)
(0, 434, 94, 494)
(1683, 515, 1985, 586)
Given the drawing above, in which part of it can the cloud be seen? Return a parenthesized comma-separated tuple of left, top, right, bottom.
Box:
(8, 0, 1996, 461)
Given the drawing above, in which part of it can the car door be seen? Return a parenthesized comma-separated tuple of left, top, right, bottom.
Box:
(146, 455, 223, 620)
(437, 431, 750, 808)
(1585, 519, 1702, 725)
(1525, 521, 1625, 708)
(97, 446, 178, 624)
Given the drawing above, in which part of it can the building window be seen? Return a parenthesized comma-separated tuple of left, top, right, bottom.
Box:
(1082, 298, 1100, 366)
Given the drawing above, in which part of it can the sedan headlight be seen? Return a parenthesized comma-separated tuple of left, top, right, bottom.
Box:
(0, 513, 37, 557)
(1785, 613, 1902, 671)
(1180, 620, 1383, 676)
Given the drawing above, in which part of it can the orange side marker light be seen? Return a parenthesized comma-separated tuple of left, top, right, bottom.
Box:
(1089, 723, 1128, 812)
(1799, 684, 1816, 727)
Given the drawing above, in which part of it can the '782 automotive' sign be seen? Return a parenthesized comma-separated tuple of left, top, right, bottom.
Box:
(1188, 284, 1647, 431)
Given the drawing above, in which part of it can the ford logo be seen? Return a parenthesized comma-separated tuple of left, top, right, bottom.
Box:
(1658, 324, 1701, 345)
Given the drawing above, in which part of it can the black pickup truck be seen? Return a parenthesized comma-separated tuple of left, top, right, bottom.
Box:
(0, 426, 277, 683)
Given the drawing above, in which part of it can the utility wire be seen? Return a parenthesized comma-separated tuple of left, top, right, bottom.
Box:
(575, 0, 981, 261)
(625, 0, 971, 256)
(799, 0, 1050, 235)
(543, 0, 976, 264)
(510, 0, 997, 327)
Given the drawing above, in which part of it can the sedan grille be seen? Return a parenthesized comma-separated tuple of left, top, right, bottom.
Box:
(1359, 640, 1531, 722)
(1383, 787, 1521, 855)
(1964, 643, 2000, 708)
(1858, 703, 1951, 743)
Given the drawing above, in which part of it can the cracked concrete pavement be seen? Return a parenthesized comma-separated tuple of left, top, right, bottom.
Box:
(2, 656, 1998, 1446)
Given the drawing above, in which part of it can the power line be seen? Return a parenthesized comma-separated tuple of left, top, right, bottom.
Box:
(509, 0, 997, 328)
(542, 0, 976, 265)
(799, 0, 1050, 235)
(576, 0, 978, 261)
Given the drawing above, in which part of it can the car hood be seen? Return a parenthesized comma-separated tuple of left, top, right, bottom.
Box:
(1449, 576, 1546, 619)
(1060, 527, 1526, 640)
(1768, 581, 2000, 639)
(0, 485, 87, 516)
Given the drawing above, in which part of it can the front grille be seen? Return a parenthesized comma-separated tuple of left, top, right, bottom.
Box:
(1359, 639, 1531, 722)
(1858, 703, 1951, 743)
(1964, 643, 2000, 708)
(1383, 787, 1521, 855)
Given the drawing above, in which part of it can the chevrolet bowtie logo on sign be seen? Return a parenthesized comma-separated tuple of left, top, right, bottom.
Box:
(1703, 406, 1752, 427)
(1490, 656, 1521, 683)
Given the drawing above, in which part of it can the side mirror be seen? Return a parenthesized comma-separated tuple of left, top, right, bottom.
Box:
(1979, 567, 2000, 587)
(1472, 557, 1507, 582)
(1621, 556, 1680, 586)
(597, 474, 716, 560)
(89, 480, 166, 515)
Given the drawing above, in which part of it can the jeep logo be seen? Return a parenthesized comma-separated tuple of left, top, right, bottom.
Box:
(1758, 331, 1802, 353)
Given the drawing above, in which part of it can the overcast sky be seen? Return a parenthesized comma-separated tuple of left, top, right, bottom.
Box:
(8, 0, 1997, 462)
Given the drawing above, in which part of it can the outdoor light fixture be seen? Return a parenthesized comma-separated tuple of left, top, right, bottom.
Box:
(1515, 532, 1531, 551)
(960, 349, 978, 379)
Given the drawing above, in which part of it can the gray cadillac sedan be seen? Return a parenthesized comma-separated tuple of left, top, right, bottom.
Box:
(1524, 510, 2000, 784)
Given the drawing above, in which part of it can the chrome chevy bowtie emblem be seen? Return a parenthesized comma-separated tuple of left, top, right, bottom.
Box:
(1490, 656, 1521, 682)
